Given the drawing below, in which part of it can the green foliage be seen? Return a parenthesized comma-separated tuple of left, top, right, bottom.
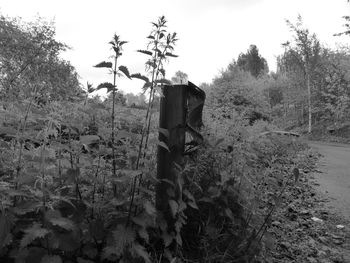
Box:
(171, 71, 188, 84)
(118, 66, 132, 79)
(282, 16, 321, 133)
(0, 14, 83, 102)
(137, 50, 153, 56)
(20, 224, 49, 248)
(0, 16, 181, 263)
(0, 96, 152, 262)
(237, 44, 269, 78)
(135, 15, 178, 93)
(94, 33, 132, 203)
(104, 90, 127, 106)
(96, 82, 116, 92)
(312, 47, 350, 123)
(270, 17, 350, 133)
(175, 117, 306, 261)
(94, 61, 113, 68)
(335, 9, 350, 36)
(0, 11, 328, 263)
(205, 61, 270, 127)
(280, 16, 321, 78)
(125, 18, 179, 257)
(130, 73, 150, 84)
(124, 93, 147, 108)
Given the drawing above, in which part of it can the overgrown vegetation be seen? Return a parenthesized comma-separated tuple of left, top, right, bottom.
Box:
(201, 14, 350, 141)
(0, 9, 348, 263)
(270, 17, 350, 138)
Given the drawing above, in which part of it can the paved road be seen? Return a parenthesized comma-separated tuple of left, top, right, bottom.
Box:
(308, 141, 350, 220)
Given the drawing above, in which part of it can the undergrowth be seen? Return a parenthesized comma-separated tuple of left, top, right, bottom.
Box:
(0, 15, 316, 263)
(0, 99, 314, 263)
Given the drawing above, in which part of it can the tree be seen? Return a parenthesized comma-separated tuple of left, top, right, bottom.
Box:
(284, 16, 321, 133)
(335, 0, 350, 36)
(0, 14, 83, 103)
(207, 61, 269, 121)
(264, 76, 284, 108)
(124, 92, 147, 108)
(312, 47, 350, 124)
(171, 70, 188, 84)
(276, 48, 310, 126)
(336, 16, 350, 36)
(237, 45, 269, 78)
(275, 35, 350, 131)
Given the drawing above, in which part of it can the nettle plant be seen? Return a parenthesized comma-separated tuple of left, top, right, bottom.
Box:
(128, 14, 178, 211)
(133, 15, 178, 147)
(94, 34, 131, 189)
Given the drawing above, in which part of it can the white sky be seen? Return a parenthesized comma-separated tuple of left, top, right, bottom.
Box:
(1, 0, 349, 95)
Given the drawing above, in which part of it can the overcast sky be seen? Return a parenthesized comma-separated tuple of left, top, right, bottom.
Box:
(1, 0, 349, 95)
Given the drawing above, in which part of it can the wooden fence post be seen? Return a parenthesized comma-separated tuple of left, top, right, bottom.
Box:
(156, 85, 187, 223)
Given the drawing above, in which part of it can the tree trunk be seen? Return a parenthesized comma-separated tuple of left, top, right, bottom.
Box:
(301, 103, 304, 124)
(306, 69, 312, 133)
(297, 103, 301, 126)
(282, 103, 286, 128)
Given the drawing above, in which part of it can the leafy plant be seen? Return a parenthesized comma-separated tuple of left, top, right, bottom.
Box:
(128, 15, 178, 224)
(94, 34, 131, 196)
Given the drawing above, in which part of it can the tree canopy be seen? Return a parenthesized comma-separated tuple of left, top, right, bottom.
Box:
(237, 44, 269, 78)
(171, 70, 188, 84)
(0, 14, 83, 103)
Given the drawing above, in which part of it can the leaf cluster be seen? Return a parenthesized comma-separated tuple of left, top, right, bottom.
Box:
(93, 34, 131, 94)
(135, 15, 178, 92)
